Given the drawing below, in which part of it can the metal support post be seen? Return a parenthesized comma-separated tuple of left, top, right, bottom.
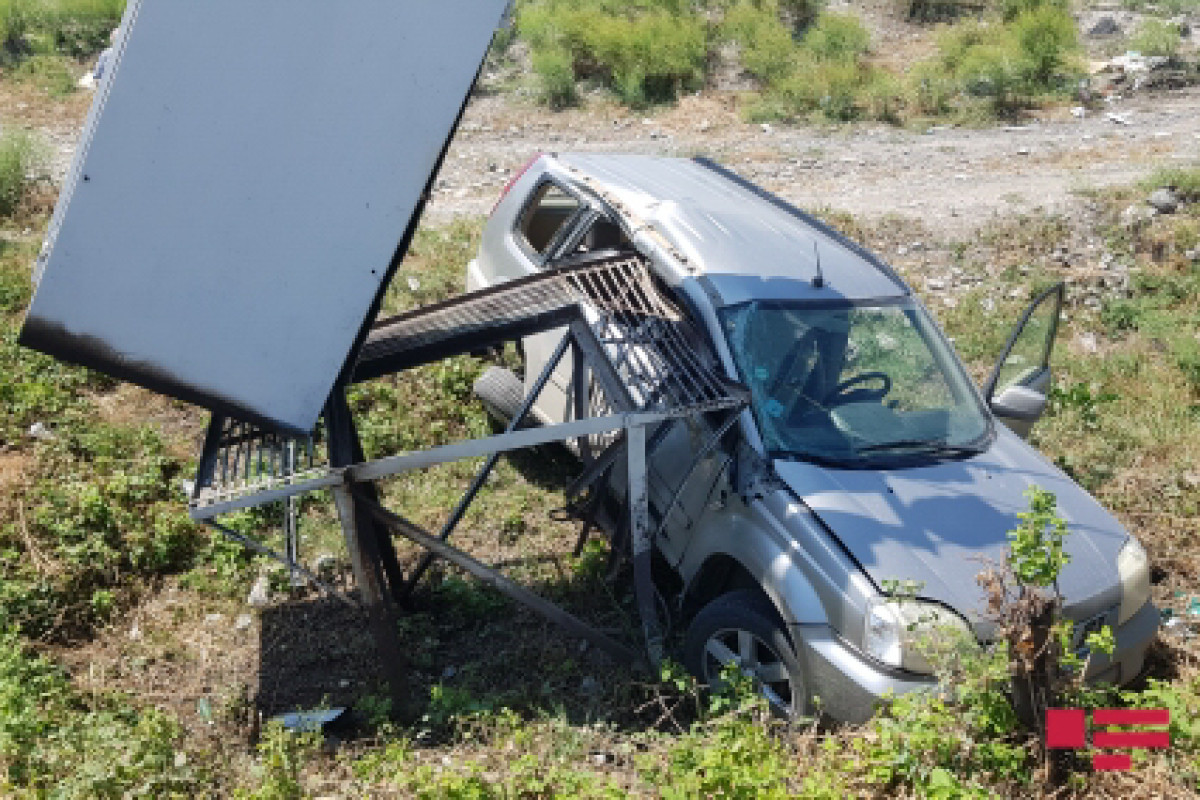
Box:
(325, 390, 413, 721)
(401, 333, 573, 597)
(354, 492, 641, 666)
(627, 423, 664, 665)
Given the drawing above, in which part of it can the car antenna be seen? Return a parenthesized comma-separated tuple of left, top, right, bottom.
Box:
(811, 239, 825, 288)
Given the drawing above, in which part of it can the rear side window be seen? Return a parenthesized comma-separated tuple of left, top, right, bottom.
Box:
(519, 183, 581, 256)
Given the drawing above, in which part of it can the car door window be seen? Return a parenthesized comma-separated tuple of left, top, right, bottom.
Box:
(518, 182, 582, 257)
(987, 284, 1063, 401)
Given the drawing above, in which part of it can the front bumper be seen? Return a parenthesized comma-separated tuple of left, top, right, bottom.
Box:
(792, 623, 933, 723)
(792, 600, 1159, 723)
(1081, 599, 1159, 685)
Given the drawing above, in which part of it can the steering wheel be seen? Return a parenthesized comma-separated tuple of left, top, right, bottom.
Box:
(827, 371, 892, 405)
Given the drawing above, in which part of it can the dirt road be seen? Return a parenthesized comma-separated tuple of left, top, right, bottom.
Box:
(427, 88, 1200, 239)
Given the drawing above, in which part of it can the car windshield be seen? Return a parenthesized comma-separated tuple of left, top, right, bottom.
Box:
(720, 299, 990, 466)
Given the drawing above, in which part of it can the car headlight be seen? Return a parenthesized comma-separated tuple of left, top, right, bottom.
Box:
(863, 599, 975, 674)
(1117, 537, 1151, 625)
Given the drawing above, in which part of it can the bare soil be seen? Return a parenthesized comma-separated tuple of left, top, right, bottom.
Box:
(427, 87, 1200, 240)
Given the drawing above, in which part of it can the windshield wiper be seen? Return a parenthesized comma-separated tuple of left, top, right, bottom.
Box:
(855, 439, 983, 457)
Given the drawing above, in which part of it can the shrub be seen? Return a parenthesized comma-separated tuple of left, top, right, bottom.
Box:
(802, 10, 870, 62)
(531, 46, 577, 107)
(777, 0, 823, 30)
(998, 0, 1068, 22)
(1130, 18, 1183, 58)
(721, 1, 797, 84)
(518, 0, 707, 108)
(1009, 4, 1078, 86)
(920, 2, 1081, 116)
(0, 129, 45, 217)
(0, 0, 124, 59)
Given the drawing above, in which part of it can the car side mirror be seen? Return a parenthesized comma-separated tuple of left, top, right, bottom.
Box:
(989, 384, 1047, 439)
(984, 283, 1064, 440)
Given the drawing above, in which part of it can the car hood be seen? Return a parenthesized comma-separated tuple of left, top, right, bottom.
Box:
(773, 427, 1127, 624)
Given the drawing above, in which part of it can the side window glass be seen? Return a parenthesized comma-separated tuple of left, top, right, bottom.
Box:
(518, 183, 581, 257)
(571, 217, 630, 255)
(990, 288, 1061, 399)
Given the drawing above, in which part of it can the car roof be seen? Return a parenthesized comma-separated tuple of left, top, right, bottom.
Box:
(556, 153, 908, 305)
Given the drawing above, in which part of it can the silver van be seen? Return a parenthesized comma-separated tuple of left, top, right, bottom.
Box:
(466, 153, 1157, 722)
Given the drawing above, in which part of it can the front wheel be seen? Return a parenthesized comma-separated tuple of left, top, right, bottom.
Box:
(683, 590, 808, 717)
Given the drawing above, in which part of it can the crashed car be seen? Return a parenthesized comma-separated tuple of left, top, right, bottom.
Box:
(465, 153, 1157, 721)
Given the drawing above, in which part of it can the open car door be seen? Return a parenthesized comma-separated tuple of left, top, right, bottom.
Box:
(984, 283, 1065, 439)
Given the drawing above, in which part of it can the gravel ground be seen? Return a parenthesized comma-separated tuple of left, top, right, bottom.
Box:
(423, 87, 1200, 239)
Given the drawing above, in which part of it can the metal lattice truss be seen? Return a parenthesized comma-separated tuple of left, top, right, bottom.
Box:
(191, 254, 744, 520)
(189, 253, 748, 674)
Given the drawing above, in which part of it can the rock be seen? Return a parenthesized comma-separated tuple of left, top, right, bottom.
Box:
(1071, 106, 1086, 118)
(1105, 111, 1131, 125)
(406, 276, 421, 291)
(247, 575, 270, 608)
(1185, 247, 1199, 263)
(314, 553, 338, 578)
(1121, 203, 1155, 230)
(1147, 187, 1180, 214)
(980, 297, 995, 313)
(1078, 332, 1099, 354)
(926, 277, 946, 290)
(205, 613, 224, 624)
(27, 422, 54, 441)
(1016, 147, 1031, 156)
(760, 123, 772, 134)
(235, 613, 253, 631)
(1088, 17, 1121, 37)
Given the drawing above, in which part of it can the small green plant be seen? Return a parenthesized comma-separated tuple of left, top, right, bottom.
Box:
(531, 46, 577, 108)
(1049, 381, 1116, 430)
(518, 0, 708, 108)
(1006, 485, 1069, 588)
(0, 129, 45, 217)
(240, 719, 320, 800)
(1130, 18, 1183, 58)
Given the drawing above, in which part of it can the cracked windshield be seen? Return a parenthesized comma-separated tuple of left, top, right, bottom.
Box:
(721, 300, 990, 464)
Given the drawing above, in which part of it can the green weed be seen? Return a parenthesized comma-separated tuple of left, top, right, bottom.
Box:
(519, 0, 708, 108)
(0, 129, 45, 217)
(237, 719, 320, 800)
(0, 627, 202, 796)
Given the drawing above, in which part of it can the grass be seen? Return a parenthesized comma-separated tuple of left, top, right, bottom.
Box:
(0, 129, 45, 217)
(0, 6, 1197, 789)
(511, 0, 1091, 124)
(7, 186, 1198, 796)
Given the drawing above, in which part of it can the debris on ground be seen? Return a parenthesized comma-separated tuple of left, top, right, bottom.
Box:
(1088, 16, 1121, 37)
(272, 707, 346, 733)
(1147, 187, 1180, 214)
(27, 422, 54, 440)
(247, 574, 270, 608)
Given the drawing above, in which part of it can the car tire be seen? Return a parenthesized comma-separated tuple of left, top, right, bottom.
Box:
(473, 366, 528, 428)
(683, 589, 808, 717)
